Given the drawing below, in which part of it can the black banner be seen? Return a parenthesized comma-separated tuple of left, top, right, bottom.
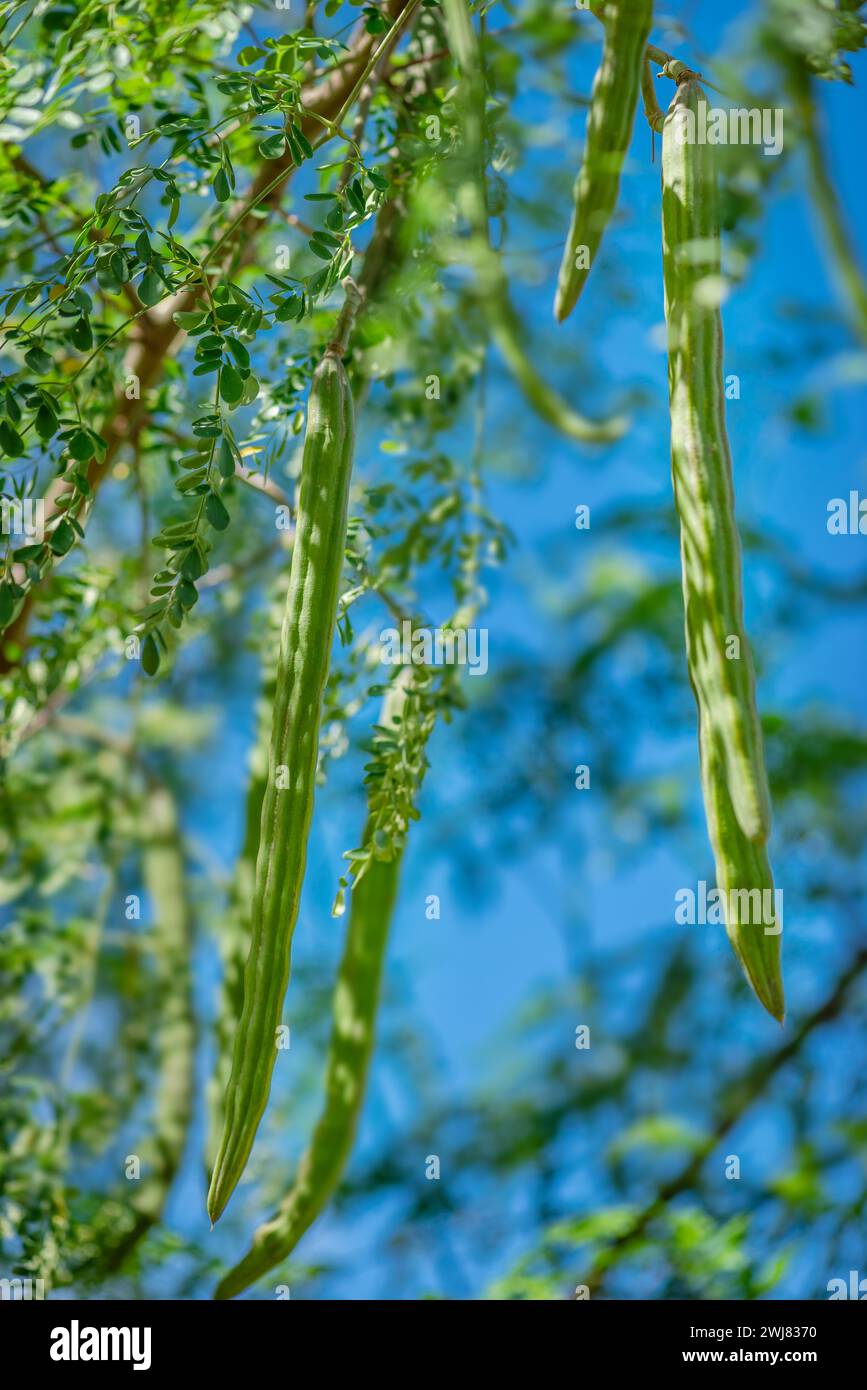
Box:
(3, 1297, 862, 1375)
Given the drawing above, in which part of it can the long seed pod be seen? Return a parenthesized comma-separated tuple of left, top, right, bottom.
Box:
(206, 193, 408, 1173)
(205, 576, 286, 1173)
(486, 287, 628, 443)
(662, 78, 783, 1020)
(207, 281, 362, 1224)
(554, 0, 653, 322)
(214, 670, 416, 1299)
(786, 62, 867, 349)
(441, 0, 628, 443)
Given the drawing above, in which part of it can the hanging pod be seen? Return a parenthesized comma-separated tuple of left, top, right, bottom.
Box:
(207, 283, 363, 1224)
(554, 0, 654, 321)
(661, 78, 783, 1021)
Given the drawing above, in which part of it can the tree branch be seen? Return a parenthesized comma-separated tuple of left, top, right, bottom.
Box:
(576, 945, 867, 1297)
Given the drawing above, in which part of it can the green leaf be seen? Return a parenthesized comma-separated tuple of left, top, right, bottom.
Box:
(48, 519, 76, 556)
(291, 123, 314, 158)
(173, 310, 208, 331)
(192, 419, 223, 439)
(225, 336, 250, 369)
(220, 362, 244, 404)
(0, 420, 26, 457)
(138, 599, 168, 621)
(259, 133, 286, 160)
(141, 632, 161, 676)
(364, 9, 389, 34)
(178, 578, 199, 609)
(96, 260, 122, 294)
(70, 317, 92, 351)
(214, 167, 231, 203)
(285, 129, 304, 166)
(175, 468, 208, 493)
(25, 344, 54, 375)
(274, 295, 301, 322)
(68, 430, 95, 462)
(181, 545, 205, 580)
(139, 267, 165, 307)
(0, 584, 15, 626)
(347, 179, 366, 214)
(158, 521, 197, 542)
(218, 436, 236, 479)
(35, 404, 58, 440)
(205, 491, 230, 531)
(215, 304, 244, 325)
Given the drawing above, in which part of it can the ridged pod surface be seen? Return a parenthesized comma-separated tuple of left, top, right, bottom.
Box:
(206, 200, 406, 1173)
(698, 707, 784, 1022)
(215, 674, 411, 1299)
(207, 288, 360, 1223)
(554, 0, 653, 322)
(205, 577, 285, 1174)
(662, 79, 783, 1020)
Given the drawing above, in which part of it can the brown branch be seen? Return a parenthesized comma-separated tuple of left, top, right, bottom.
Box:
(198, 539, 285, 592)
(336, 1, 412, 194)
(387, 45, 451, 77)
(577, 945, 867, 1297)
(280, 210, 316, 239)
(235, 462, 291, 509)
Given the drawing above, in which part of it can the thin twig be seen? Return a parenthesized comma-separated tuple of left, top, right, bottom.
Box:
(235, 463, 291, 509)
(576, 945, 867, 1297)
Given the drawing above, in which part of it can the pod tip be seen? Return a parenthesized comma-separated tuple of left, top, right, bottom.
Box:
(756, 978, 786, 1026)
(207, 1187, 225, 1227)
